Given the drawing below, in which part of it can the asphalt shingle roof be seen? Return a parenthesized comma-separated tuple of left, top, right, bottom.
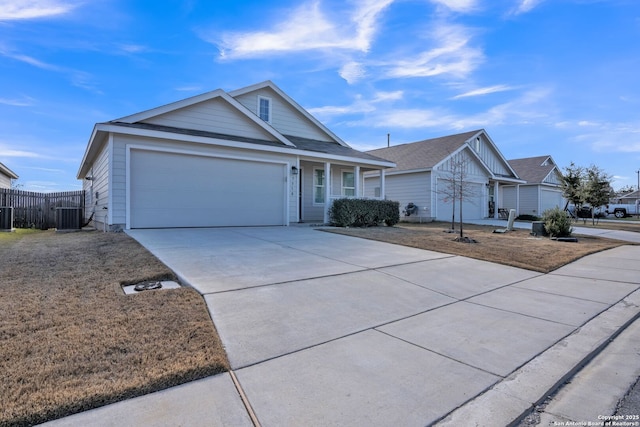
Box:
(108, 122, 391, 164)
(366, 129, 483, 173)
(507, 155, 556, 183)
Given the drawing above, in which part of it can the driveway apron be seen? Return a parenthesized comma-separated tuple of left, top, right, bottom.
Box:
(127, 226, 640, 427)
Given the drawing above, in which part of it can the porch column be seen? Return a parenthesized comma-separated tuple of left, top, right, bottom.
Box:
(354, 166, 361, 197)
(379, 169, 386, 199)
(516, 184, 520, 217)
(493, 181, 499, 219)
(323, 162, 331, 224)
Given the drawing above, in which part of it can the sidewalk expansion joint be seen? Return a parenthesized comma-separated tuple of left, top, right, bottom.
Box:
(229, 369, 261, 427)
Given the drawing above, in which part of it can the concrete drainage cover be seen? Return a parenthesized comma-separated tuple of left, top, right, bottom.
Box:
(122, 280, 181, 295)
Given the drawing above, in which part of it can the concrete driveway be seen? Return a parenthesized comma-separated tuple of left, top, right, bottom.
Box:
(46, 226, 640, 426)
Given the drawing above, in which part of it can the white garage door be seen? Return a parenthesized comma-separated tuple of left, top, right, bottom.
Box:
(130, 150, 286, 228)
(436, 182, 484, 221)
(540, 188, 563, 214)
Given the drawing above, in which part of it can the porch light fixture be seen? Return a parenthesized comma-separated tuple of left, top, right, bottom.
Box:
(291, 166, 299, 175)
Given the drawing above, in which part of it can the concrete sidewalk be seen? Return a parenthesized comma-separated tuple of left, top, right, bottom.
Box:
(42, 227, 640, 426)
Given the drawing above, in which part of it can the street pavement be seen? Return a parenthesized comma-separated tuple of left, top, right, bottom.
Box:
(41, 224, 640, 426)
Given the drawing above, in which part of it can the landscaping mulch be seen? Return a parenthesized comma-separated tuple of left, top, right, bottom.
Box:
(325, 221, 629, 273)
(0, 230, 228, 427)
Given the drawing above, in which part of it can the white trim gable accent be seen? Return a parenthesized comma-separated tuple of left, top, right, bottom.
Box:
(467, 130, 520, 179)
(113, 89, 295, 148)
(230, 81, 350, 147)
(433, 144, 493, 178)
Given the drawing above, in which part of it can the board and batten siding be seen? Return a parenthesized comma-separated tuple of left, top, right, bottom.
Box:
(234, 88, 331, 141)
(111, 133, 298, 229)
(471, 135, 513, 177)
(141, 98, 278, 142)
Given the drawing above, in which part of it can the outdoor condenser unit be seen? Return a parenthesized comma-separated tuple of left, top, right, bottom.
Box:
(0, 206, 13, 231)
(56, 207, 82, 230)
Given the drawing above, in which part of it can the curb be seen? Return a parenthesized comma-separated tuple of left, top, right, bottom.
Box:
(435, 288, 640, 426)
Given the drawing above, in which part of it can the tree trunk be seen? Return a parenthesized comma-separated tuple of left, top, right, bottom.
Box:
(459, 192, 464, 239)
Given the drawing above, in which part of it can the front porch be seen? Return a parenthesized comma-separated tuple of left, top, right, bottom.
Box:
(293, 160, 386, 224)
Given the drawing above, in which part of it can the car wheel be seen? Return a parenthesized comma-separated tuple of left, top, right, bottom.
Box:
(614, 210, 625, 218)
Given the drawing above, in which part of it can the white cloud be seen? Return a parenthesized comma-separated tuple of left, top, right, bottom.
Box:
(511, 0, 545, 15)
(0, 0, 78, 20)
(345, 87, 552, 130)
(340, 61, 367, 84)
(216, 0, 393, 59)
(451, 84, 515, 99)
(382, 23, 483, 79)
(0, 146, 42, 158)
(0, 96, 35, 106)
(429, 0, 478, 13)
(308, 90, 403, 118)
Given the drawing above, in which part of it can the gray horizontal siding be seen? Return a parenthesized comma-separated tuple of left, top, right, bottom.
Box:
(142, 98, 276, 141)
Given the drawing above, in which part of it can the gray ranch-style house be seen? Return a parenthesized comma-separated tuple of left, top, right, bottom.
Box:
(503, 155, 565, 217)
(77, 81, 394, 231)
(364, 130, 564, 221)
(0, 161, 18, 189)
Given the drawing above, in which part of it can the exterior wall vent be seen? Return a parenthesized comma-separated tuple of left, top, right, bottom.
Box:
(56, 207, 82, 230)
(0, 206, 13, 231)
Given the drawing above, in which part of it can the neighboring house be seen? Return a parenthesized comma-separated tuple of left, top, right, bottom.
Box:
(364, 129, 524, 221)
(613, 190, 640, 205)
(0, 162, 18, 189)
(77, 81, 394, 230)
(503, 155, 565, 217)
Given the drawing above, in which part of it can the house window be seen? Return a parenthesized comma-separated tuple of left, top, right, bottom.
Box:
(258, 96, 271, 123)
(342, 171, 355, 196)
(374, 187, 381, 198)
(313, 169, 325, 204)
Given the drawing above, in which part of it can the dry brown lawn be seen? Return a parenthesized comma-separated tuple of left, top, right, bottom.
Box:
(326, 221, 630, 273)
(0, 229, 228, 427)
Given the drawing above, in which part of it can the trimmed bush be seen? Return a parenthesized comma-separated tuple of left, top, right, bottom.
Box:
(542, 207, 573, 238)
(329, 198, 400, 227)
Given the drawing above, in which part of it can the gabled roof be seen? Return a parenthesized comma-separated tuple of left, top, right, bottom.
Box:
(0, 161, 18, 179)
(229, 81, 349, 147)
(367, 130, 481, 173)
(112, 88, 295, 147)
(366, 129, 521, 182)
(508, 155, 558, 184)
(77, 82, 395, 178)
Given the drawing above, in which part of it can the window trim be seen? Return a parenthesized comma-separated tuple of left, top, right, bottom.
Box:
(313, 168, 325, 205)
(257, 95, 272, 123)
(341, 169, 355, 197)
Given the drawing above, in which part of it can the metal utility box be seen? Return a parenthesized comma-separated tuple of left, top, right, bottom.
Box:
(531, 221, 547, 237)
(56, 207, 82, 230)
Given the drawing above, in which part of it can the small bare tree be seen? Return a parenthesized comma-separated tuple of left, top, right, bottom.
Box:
(438, 151, 477, 241)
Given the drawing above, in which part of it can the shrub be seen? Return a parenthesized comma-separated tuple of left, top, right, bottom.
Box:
(329, 198, 400, 227)
(542, 207, 573, 237)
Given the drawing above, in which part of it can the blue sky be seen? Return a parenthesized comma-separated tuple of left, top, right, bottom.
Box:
(1, 0, 639, 192)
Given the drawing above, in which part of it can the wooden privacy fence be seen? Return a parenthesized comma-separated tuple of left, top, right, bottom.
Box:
(0, 189, 85, 229)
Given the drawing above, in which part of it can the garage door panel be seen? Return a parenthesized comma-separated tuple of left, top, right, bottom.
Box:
(436, 182, 484, 221)
(130, 150, 286, 228)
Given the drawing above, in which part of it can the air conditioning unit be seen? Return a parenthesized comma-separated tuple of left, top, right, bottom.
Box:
(0, 206, 13, 231)
(56, 207, 82, 230)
